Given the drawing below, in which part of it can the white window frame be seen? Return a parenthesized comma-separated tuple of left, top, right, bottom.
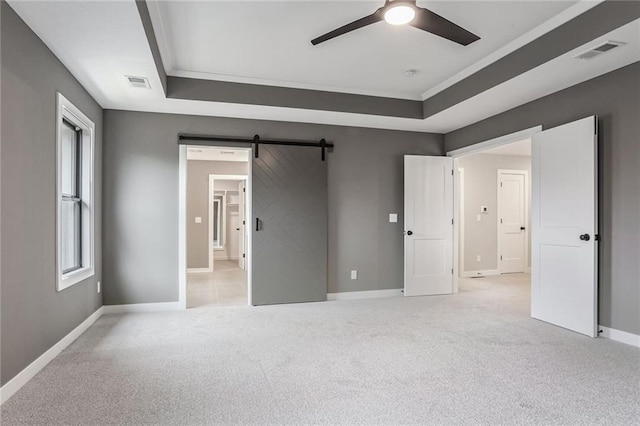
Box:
(56, 93, 95, 291)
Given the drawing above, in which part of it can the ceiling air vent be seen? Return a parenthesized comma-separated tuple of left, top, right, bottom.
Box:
(125, 75, 151, 89)
(574, 41, 625, 60)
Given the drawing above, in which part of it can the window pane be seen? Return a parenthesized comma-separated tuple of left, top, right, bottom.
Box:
(61, 199, 81, 272)
(61, 121, 77, 196)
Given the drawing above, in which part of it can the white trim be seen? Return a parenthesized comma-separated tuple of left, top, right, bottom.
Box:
(209, 174, 249, 270)
(0, 307, 104, 405)
(56, 92, 96, 291)
(598, 326, 640, 348)
(328, 289, 403, 301)
(178, 145, 188, 309)
(454, 166, 464, 285)
(187, 268, 211, 273)
(460, 269, 500, 278)
(180, 147, 252, 309)
(102, 302, 180, 315)
(497, 169, 529, 274)
(447, 126, 542, 158)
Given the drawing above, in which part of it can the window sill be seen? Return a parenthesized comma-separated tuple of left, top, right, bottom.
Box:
(58, 267, 94, 292)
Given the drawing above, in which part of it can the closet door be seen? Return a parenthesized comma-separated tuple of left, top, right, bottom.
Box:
(251, 144, 327, 305)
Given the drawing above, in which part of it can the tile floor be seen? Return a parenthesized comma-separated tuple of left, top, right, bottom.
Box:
(187, 260, 247, 308)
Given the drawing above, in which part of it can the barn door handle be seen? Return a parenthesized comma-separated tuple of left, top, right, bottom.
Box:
(256, 218, 261, 231)
(580, 233, 590, 241)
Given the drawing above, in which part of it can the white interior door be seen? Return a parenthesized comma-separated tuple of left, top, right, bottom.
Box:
(404, 156, 454, 297)
(238, 180, 246, 270)
(498, 170, 527, 274)
(532, 116, 598, 337)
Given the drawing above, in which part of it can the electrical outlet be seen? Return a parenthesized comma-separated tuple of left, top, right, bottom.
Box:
(476, 255, 481, 263)
(389, 213, 398, 223)
(476, 214, 482, 222)
(351, 270, 358, 280)
(97, 281, 101, 293)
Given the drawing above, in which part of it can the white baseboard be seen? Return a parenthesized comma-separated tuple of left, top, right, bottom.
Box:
(461, 269, 500, 278)
(328, 288, 403, 301)
(187, 267, 211, 273)
(599, 325, 640, 348)
(0, 306, 104, 405)
(102, 302, 181, 314)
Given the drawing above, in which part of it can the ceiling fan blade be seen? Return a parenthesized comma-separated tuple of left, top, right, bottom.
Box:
(410, 7, 480, 46)
(311, 10, 383, 45)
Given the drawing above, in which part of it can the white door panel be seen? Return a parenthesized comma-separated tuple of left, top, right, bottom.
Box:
(404, 156, 453, 296)
(499, 172, 527, 273)
(532, 116, 598, 337)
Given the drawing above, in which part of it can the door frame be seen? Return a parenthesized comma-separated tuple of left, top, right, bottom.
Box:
(178, 146, 253, 309)
(447, 125, 542, 292)
(496, 169, 529, 274)
(208, 174, 248, 269)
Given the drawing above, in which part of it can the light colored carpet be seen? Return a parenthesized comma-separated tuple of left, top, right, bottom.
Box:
(2, 274, 639, 425)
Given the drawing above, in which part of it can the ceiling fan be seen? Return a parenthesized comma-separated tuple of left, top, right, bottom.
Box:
(311, 0, 480, 46)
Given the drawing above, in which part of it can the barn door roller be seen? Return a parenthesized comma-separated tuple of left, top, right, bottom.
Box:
(178, 134, 334, 161)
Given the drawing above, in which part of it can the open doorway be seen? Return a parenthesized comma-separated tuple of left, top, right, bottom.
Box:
(410, 118, 597, 337)
(455, 137, 532, 311)
(185, 146, 249, 308)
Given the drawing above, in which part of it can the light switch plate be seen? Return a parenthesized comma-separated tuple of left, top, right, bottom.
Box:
(195, 217, 202, 223)
(351, 270, 358, 280)
(389, 213, 398, 223)
(476, 214, 482, 222)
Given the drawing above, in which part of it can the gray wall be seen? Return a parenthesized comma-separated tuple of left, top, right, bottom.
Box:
(187, 160, 247, 268)
(458, 154, 532, 272)
(103, 111, 443, 304)
(1, 2, 103, 385)
(446, 61, 640, 335)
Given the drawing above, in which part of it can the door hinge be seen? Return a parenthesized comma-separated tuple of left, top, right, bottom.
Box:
(500, 182, 503, 187)
(451, 169, 454, 175)
(452, 218, 454, 225)
(242, 220, 245, 225)
(243, 188, 246, 193)
(500, 255, 503, 261)
(595, 234, 599, 241)
(242, 253, 245, 258)
(451, 268, 453, 274)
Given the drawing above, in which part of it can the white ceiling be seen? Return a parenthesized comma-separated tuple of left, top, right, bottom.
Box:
(187, 147, 250, 162)
(481, 139, 531, 156)
(7, 0, 638, 134)
(149, 0, 578, 100)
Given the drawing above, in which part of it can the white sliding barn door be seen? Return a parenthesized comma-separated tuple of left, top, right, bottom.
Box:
(531, 116, 598, 337)
(404, 156, 454, 297)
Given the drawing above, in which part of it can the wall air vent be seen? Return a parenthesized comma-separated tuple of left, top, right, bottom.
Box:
(125, 75, 151, 89)
(574, 41, 625, 60)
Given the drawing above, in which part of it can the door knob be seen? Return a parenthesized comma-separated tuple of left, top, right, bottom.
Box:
(520, 226, 526, 231)
(407, 230, 413, 236)
(580, 234, 590, 241)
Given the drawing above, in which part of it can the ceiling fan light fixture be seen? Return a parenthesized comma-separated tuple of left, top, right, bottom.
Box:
(384, 4, 416, 26)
